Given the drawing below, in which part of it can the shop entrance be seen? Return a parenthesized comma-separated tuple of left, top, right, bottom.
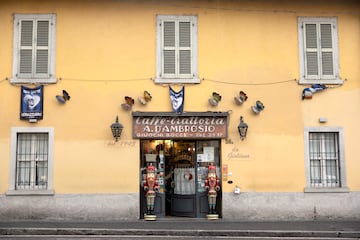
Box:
(140, 139, 221, 218)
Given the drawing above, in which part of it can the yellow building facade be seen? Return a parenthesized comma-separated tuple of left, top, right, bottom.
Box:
(0, 0, 359, 220)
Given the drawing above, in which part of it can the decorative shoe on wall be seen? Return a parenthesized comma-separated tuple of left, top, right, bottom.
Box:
(251, 100, 265, 114)
(121, 96, 135, 110)
(208, 92, 222, 106)
(138, 91, 152, 105)
(234, 91, 248, 105)
(56, 90, 71, 104)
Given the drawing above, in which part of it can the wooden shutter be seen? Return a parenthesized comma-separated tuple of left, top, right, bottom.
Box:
(304, 22, 335, 80)
(162, 19, 193, 79)
(19, 20, 34, 76)
(320, 24, 334, 78)
(18, 19, 50, 79)
(304, 23, 319, 79)
(178, 21, 192, 77)
(163, 21, 176, 77)
(35, 20, 50, 76)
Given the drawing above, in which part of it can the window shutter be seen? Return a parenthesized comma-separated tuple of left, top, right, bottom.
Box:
(163, 21, 176, 77)
(19, 20, 34, 75)
(18, 19, 50, 78)
(179, 21, 191, 76)
(162, 20, 192, 78)
(303, 21, 335, 80)
(35, 20, 50, 76)
(304, 23, 319, 78)
(320, 24, 334, 77)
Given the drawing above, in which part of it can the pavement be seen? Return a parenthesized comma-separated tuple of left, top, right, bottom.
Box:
(0, 219, 360, 238)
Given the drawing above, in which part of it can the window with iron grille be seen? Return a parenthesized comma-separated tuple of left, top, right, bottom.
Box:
(16, 133, 49, 190)
(7, 127, 54, 195)
(298, 17, 342, 85)
(309, 132, 340, 187)
(155, 15, 199, 84)
(12, 14, 56, 84)
(304, 127, 348, 193)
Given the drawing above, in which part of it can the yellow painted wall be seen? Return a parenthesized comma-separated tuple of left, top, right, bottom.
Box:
(0, 0, 359, 194)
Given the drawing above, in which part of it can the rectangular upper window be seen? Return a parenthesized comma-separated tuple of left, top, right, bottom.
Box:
(298, 17, 342, 85)
(155, 15, 199, 84)
(12, 14, 56, 84)
(304, 127, 349, 193)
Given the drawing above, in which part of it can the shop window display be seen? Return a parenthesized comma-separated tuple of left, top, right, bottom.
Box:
(140, 139, 221, 218)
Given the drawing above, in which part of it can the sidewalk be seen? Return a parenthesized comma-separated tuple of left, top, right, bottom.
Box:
(0, 219, 360, 238)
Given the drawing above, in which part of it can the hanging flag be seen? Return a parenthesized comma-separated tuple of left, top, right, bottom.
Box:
(169, 86, 185, 113)
(20, 85, 44, 121)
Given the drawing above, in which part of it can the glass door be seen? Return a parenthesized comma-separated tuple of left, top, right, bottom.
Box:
(170, 141, 196, 217)
(195, 140, 221, 218)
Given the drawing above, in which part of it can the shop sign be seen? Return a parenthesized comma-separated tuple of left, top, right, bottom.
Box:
(132, 112, 228, 139)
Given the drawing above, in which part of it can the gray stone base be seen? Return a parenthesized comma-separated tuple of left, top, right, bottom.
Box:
(0, 193, 139, 221)
(1, 192, 359, 221)
(223, 191, 360, 221)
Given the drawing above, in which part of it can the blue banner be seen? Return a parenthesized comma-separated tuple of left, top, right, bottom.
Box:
(20, 85, 44, 121)
(169, 86, 185, 114)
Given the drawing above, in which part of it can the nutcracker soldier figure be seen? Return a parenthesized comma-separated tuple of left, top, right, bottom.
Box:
(143, 163, 159, 220)
(205, 164, 220, 219)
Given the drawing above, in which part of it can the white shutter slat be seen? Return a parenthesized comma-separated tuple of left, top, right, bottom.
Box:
(320, 24, 334, 76)
(20, 50, 33, 74)
(179, 22, 190, 47)
(163, 21, 175, 47)
(36, 50, 49, 74)
(305, 24, 317, 48)
(19, 20, 34, 75)
(35, 20, 50, 76)
(164, 50, 176, 74)
(163, 21, 176, 76)
(320, 24, 332, 48)
(179, 21, 192, 76)
(322, 52, 334, 75)
(37, 21, 49, 46)
(306, 52, 319, 76)
(179, 50, 191, 74)
(20, 21, 33, 46)
(304, 24, 319, 78)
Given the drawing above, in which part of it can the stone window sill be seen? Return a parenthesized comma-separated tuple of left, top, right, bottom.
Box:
(6, 190, 55, 196)
(304, 187, 350, 193)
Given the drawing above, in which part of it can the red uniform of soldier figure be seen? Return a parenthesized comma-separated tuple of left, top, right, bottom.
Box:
(143, 164, 159, 215)
(205, 164, 220, 215)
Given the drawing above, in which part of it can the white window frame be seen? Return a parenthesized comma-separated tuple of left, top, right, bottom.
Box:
(298, 17, 342, 85)
(303, 127, 349, 193)
(11, 14, 56, 84)
(155, 15, 199, 84)
(7, 127, 55, 195)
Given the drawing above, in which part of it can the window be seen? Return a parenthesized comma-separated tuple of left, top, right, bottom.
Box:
(155, 15, 199, 84)
(304, 127, 349, 192)
(298, 17, 342, 85)
(12, 14, 56, 84)
(7, 127, 54, 195)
